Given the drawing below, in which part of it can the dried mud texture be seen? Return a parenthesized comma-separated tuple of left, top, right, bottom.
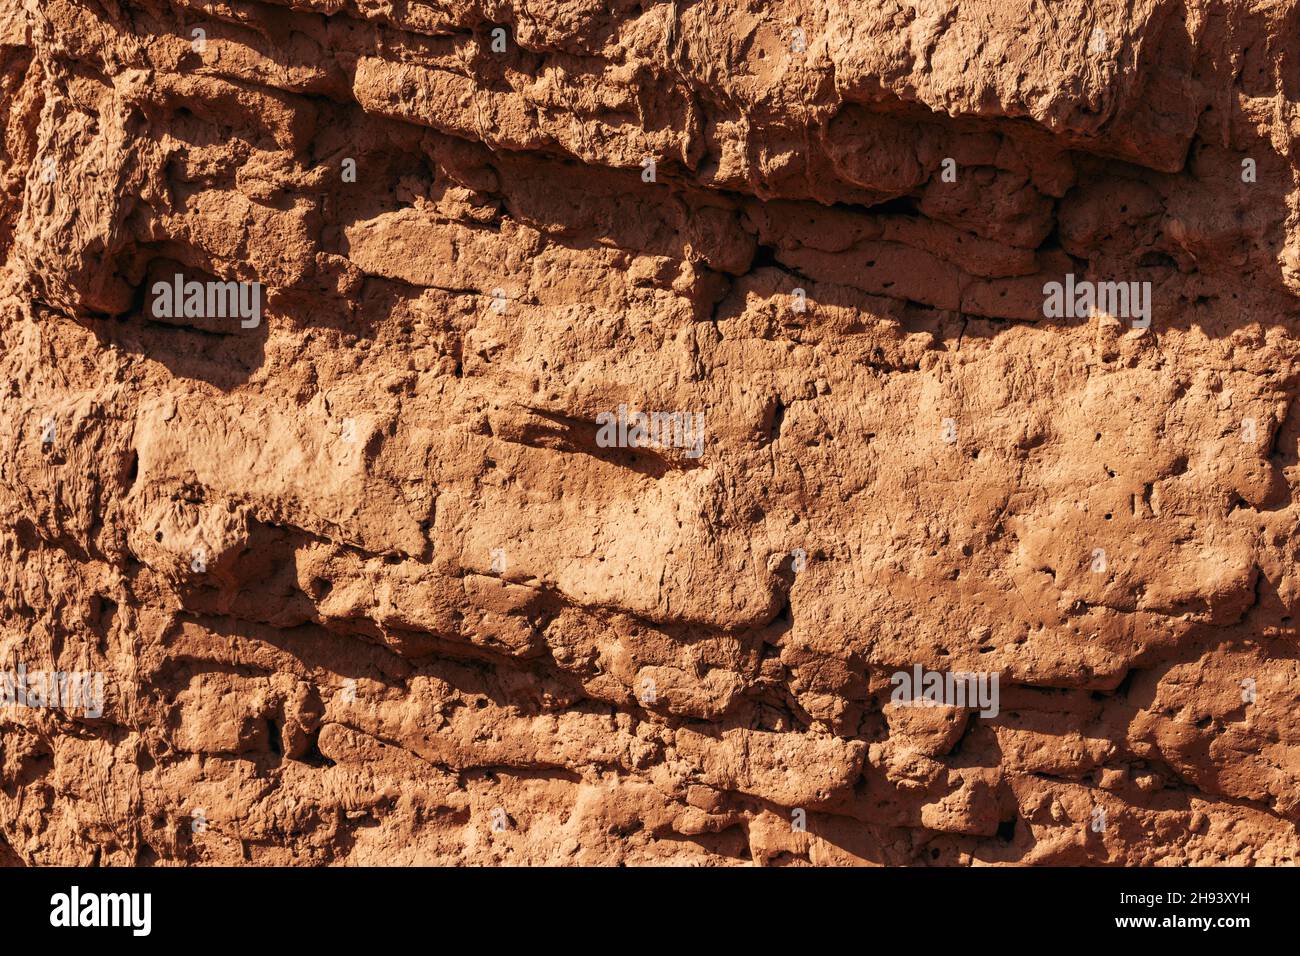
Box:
(1, 0, 1299, 867)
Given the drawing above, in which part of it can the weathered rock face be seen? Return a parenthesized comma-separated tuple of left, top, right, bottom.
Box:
(1, 0, 1298, 866)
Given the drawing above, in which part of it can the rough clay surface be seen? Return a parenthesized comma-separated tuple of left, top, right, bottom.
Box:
(1, 0, 1299, 867)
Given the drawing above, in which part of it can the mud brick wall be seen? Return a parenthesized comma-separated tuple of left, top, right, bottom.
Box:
(0, 0, 1298, 865)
